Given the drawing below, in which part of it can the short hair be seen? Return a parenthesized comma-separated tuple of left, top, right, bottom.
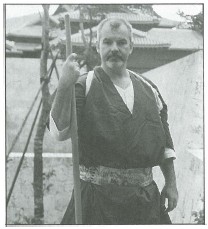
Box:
(97, 17, 133, 43)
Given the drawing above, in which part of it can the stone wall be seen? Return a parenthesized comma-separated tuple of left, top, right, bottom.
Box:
(7, 156, 73, 225)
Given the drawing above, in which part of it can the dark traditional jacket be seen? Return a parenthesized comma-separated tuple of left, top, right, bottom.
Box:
(75, 67, 174, 169)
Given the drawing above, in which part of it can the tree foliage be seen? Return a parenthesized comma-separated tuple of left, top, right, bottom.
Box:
(178, 10, 203, 34)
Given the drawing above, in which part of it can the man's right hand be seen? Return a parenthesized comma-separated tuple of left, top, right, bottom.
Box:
(59, 53, 80, 88)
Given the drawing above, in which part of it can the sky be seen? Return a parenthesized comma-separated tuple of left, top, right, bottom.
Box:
(5, 4, 203, 21)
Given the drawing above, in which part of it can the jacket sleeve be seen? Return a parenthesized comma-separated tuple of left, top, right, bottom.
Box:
(158, 95, 174, 150)
(141, 76, 176, 160)
(49, 74, 87, 141)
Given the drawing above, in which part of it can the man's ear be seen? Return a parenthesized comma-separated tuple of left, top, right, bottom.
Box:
(96, 41, 100, 53)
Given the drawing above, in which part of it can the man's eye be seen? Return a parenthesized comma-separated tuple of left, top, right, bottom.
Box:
(103, 40, 112, 45)
(117, 40, 127, 46)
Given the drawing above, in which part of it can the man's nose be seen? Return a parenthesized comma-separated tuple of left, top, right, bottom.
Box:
(111, 42, 119, 52)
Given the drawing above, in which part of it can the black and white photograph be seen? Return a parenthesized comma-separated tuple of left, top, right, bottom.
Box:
(4, 2, 204, 225)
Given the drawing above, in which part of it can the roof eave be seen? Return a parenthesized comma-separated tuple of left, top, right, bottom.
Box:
(130, 21, 159, 25)
(71, 42, 96, 47)
(69, 18, 100, 23)
(7, 34, 42, 39)
(6, 33, 56, 40)
(133, 45, 170, 48)
(169, 47, 203, 51)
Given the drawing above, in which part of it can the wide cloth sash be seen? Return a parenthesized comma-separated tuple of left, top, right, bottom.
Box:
(79, 164, 153, 187)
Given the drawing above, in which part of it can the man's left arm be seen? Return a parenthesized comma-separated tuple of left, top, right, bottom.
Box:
(153, 86, 178, 212)
(160, 159, 178, 212)
(141, 76, 178, 212)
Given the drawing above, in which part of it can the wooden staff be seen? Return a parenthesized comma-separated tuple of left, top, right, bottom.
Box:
(65, 14, 82, 224)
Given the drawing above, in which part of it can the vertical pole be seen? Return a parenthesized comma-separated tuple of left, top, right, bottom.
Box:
(65, 14, 82, 224)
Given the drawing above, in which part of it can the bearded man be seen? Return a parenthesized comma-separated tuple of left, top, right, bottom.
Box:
(50, 17, 178, 224)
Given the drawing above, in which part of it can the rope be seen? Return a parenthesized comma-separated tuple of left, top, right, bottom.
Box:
(49, 48, 60, 80)
(6, 51, 59, 160)
(6, 99, 42, 207)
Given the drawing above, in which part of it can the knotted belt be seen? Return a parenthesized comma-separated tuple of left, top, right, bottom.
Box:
(79, 165, 153, 187)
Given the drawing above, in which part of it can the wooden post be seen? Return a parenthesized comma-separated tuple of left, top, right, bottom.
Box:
(33, 5, 50, 224)
(65, 14, 82, 224)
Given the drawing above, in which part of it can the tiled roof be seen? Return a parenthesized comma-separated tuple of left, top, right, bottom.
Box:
(6, 13, 42, 33)
(53, 11, 102, 22)
(51, 26, 170, 49)
(107, 12, 159, 24)
(147, 28, 203, 50)
(133, 36, 170, 48)
(7, 25, 43, 39)
(132, 29, 147, 37)
(52, 10, 159, 24)
(7, 25, 57, 39)
(158, 17, 181, 28)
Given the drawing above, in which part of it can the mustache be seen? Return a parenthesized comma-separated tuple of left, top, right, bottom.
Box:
(107, 53, 123, 60)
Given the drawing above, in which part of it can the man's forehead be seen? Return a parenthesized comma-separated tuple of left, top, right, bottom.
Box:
(101, 20, 128, 32)
(100, 21, 129, 38)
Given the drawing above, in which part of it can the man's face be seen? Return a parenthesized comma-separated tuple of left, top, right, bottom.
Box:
(97, 21, 133, 72)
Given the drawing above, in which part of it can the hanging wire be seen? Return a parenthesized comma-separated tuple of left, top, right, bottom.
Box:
(6, 51, 59, 160)
(6, 99, 42, 207)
